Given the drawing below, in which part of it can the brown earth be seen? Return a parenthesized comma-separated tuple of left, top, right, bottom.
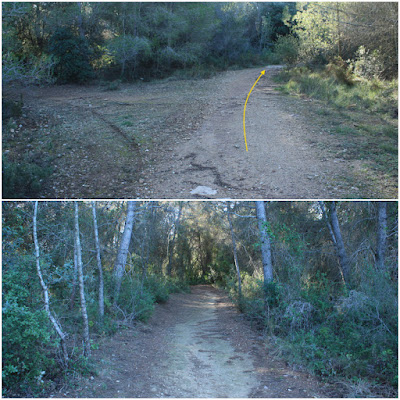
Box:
(3, 66, 397, 199)
(55, 285, 347, 398)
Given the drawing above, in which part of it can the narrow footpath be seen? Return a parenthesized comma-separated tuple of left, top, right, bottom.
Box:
(64, 286, 343, 398)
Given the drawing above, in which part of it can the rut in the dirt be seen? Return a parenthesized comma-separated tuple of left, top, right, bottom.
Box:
(69, 286, 338, 398)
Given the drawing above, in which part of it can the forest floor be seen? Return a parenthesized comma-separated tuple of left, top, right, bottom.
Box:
(57, 285, 346, 398)
(3, 66, 397, 199)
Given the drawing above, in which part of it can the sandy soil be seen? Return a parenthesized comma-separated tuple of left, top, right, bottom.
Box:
(3, 66, 396, 199)
(58, 285, 345, 398)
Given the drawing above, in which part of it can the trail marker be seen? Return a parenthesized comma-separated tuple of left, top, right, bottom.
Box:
(243, 70, 265, 151)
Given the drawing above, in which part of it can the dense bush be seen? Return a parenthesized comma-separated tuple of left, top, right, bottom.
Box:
(2, 229, 58, 396)
(48, 28, 94, 84)
(2, 155, 52, 199)
(275, 67, 398, 117)
(117, 272, 190, 322)
(272, 35, 299, 65)
(228, 268, 398, 389)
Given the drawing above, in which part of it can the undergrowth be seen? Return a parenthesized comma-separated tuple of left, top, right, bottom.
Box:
(275, 66, 398, 119)
(227, 269, 398, 396)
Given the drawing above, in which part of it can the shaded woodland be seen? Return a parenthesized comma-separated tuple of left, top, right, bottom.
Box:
(2, 201, 398, 397)
(2, 2, 397, 85)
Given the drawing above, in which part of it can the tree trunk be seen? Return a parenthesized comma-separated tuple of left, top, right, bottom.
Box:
(69, 243, 78, 310)
(376, 202, 387, 270)
(74, 202, 91, 357)
(33, 201, 69, 366)
(167, 202, 183, 277)
(92, 201, 104, 318)
(329, 201, 351, 285)
(255, 201, 273, 285)
(114, 201, 136, 306)
(226, 202, 242, 299)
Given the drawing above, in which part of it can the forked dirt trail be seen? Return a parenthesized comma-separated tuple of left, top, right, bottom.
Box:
(151, 66, 348, 199)
(67, 286, 339, 398)
(4, 66, 395, 199)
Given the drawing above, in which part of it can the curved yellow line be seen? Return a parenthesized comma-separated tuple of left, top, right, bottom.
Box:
(243, 70, 265, 152)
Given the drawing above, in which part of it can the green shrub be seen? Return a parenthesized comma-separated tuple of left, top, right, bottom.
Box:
(273, 35, 299, 65)
(2, 245, 58, 396)
(49, 28, 94, 84)
(2, 155, 52, 198)
(144, 274, 169, 303)
(276, 67, 398, 117)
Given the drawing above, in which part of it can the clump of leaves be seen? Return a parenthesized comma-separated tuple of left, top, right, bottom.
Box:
(2, 155, 52, 198)
(49, 28, 94, 84)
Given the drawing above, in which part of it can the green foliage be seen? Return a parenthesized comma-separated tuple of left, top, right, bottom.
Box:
(2, 155, 53, 199)
(144, 274, 169, 303)
(2, 231, 58, 396)
(2, 98, 23, 121)
(276, 67, 398, 117)
(272, 35, 299, 65)
(350, 46, 385, 80)
(49, 28, 94, 84)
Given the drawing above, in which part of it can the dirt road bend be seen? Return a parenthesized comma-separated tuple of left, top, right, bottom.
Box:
(66, 286, 338, 398)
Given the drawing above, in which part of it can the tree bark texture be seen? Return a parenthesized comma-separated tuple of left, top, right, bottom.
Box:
(255, 201, 273, 285)
(92, 201, 104, 318)
(33, 201, 69, 366)
(376, 202, 387, 270)
(329, 202, 351, 285)
(114, 201, 136, 306)
(74, 202, 91, 357)
(167, 202, 183, 277)
(226, 202, 242, 299)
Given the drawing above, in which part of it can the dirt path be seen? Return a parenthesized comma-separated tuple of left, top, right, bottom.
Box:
(63, 286, 341, 398)
(4, 67, 396, 199)
(149, 67, 348, 199)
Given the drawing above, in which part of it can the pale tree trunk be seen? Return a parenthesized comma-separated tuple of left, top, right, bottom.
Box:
(320, 201, 350, 285)
(255, 201, 273, 285)
(92, 202, 104, 319)
(69, 244, 78, 310)
(114, 201, 136, 306)
(376, 202, 387, 270)
(33, 201, 69, 366)
(167, 202, 183, 277)
(226, 202, 242, 299)
(74, 202, 91, 357)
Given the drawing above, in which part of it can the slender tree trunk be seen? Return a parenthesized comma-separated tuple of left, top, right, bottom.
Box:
(255, 201, 273, 285)
(226, 202, 242, 299)
(167, 202, 183, 277)
(376, 202, 387, 270)
(33, 202, 69, 366)
(336, 2, 341, 57)
(69, 243, 78, 310)
(330, 202, 350, 283)
(322, 201, 351, 285)
(77, 2, 85, 38)
(114, 201, 136, 306)
(74, 202, 91, 357)
(92, 202, 104, 318)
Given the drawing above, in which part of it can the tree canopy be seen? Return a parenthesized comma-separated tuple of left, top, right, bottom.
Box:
(2, 201, 398, 396)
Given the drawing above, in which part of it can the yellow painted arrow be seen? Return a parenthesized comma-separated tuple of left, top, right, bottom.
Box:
(243, 70, 265, 151)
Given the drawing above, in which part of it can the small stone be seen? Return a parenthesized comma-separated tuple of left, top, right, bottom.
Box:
(190, 186, 217, 196)
(139, 179, 145, 184)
